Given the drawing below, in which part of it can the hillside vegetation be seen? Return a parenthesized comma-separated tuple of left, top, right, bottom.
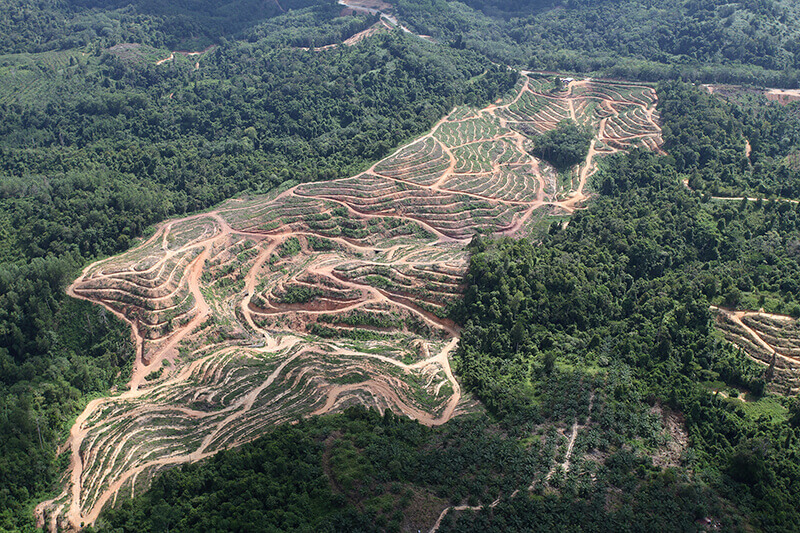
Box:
(397, 0, 800, 86)
(1, 0, 800, 531)
(97, 407, 733, 533)
(0, 0, 322, 53)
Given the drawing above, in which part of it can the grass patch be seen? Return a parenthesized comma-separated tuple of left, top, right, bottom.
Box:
(738, 396, 788, 422)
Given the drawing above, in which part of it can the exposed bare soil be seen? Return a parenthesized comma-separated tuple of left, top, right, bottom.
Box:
(703, 83, 800, 106)
(765, 88, 800, 105)
(711, 306, 800, 394)
(338, 0, 393, 14)
(155, 45, 215, 66)
(650, 403, 688, 469)
(297, 21, 392, 52)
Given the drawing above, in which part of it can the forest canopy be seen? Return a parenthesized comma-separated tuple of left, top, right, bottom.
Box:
(396, 0, 800, 86)
(530, 119, 592, 171)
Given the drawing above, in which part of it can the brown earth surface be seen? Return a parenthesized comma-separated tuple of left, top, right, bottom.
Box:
(703, 83, 800, 106)
(338, 0, 393, 14)
(711, 306, 800, 395)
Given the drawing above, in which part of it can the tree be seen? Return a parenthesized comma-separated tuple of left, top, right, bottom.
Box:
(543, 351, 556, 374)
(530, 120, 592, 171)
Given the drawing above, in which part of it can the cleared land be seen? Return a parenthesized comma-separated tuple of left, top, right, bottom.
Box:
(703, 83, 800, 106)
(712, 306, 800, 395)
(36, 75, 663, 531)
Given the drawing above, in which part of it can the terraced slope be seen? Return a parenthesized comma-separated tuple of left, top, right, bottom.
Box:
(36, 75, 662, 531)
(712, 306, 800, 395)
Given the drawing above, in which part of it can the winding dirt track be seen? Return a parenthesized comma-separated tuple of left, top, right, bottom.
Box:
(36, 74, 662, 531)
(711, 306, 799, 365)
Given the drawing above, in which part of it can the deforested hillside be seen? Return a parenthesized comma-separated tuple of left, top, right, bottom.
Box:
(37, 73, 666, 530)
(0, 5, 517, 527)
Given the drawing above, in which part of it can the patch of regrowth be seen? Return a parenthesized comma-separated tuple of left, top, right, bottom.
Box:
(530, 119, 592, 171)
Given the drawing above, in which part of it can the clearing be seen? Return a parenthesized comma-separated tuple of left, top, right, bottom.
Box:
(35, 73, 663, 531)
(711, 306, 800, 395)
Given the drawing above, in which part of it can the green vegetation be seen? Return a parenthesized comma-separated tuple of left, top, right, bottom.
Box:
(452, 84, 800, 531)
(530, 119, 592, 171)
(307, 235, 336, 251)
(97, 406, 730, 533)
(397, 0, 800, 86)
(0, 0, 323, 54)
(278, 237, 302, 258)
(660, 81, 800, 198)
(319, 310, 403, 329)
(277, 285, 325, 304)
(307, 323, 392, 340)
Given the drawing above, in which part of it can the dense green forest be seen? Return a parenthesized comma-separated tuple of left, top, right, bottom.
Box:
(397, 0, 800, 86)
(530, 119, 592, 171)
(98, 408, 534, 532)
(0, 3, 517, 527)
(659, 82, 800, 198)
(6, 0, 800, 84)
(0, 0, 324, 53)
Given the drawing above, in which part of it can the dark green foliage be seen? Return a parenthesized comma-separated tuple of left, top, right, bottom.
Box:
(306, 322, 390, 340)
(244, 4, 380, 50)
(98, 403, 740, 532)
(440, 475, 726, 533)
(278, 286, 325, 304)
(98, 408, 534, 532)
(0, 0, 324, 53)
(0, 34, 516, 206)
(458, 0, 556, 18)
(530, 119, 592, 171)
(318, 310, 402, 329)
(102, 418, 341, 532)
(788, 398, 800, 427)
(307, 236, 335, 251)
(278, 237, 302, 257)
(659, 81, 800, 198)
